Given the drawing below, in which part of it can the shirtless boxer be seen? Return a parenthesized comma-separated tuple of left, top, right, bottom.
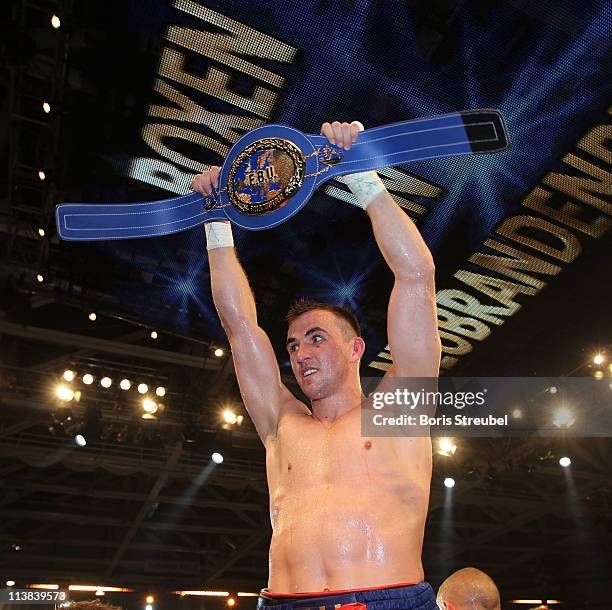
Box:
(192, 121, 441, 609)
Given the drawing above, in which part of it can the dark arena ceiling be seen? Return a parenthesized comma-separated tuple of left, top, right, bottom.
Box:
(0, 0, 611, 609)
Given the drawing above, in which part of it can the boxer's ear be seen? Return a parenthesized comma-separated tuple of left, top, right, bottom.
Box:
(351, 336, 366, 362)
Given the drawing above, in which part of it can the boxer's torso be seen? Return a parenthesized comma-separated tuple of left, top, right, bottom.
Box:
(265, 401, 432, 593)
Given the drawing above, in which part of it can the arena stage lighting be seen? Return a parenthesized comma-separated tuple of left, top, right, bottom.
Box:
(56, 385, 74, 401)
(553, 406, 575, 429)
(223, 409, 237, 425)
(143, 398, 158, 414)
(437, 437, 457, 456)
(212, 452, 224, 464)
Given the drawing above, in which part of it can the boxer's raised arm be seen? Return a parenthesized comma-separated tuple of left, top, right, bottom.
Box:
(194, 170, 290, 443)
(365, 191, 441, 378)
(322, 122, 441, 377)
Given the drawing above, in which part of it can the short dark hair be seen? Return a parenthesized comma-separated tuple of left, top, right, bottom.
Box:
(286, 298, 361, 338)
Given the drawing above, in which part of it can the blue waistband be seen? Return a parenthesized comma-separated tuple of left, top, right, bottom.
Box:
(257, 582, 437, 610)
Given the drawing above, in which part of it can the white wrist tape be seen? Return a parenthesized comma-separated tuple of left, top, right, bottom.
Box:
(341, 170, 386, 209)
(205, 220, 234, 250)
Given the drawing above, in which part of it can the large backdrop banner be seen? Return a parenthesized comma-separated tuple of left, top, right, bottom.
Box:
(65, 0, 611, 373)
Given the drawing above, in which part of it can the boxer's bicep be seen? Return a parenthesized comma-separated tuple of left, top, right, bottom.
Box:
(227, 323, 289, 443)
(386, 273, 441, 378)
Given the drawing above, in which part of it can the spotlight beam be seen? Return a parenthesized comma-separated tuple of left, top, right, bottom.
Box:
(104, 441, 183, 577)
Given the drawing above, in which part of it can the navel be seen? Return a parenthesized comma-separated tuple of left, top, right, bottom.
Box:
(287, 462, 292, 471)
(364, 440, 372, 450)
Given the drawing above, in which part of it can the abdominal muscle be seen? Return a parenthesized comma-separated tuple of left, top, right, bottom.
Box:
(268, 483, 426, 592)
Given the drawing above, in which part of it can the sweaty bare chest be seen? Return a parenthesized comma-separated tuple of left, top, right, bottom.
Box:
(269, 410, 396, 489)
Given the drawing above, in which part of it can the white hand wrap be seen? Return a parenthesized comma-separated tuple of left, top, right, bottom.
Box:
(341, 170, 386, 209)
(205, 220, 234, 250)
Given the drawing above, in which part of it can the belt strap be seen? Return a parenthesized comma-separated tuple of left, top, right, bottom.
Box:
(55, 110, 508, 240)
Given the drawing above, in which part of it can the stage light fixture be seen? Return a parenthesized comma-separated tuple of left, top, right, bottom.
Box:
(512, 407, 522, 419)
(146, 596, 154, 604)
(83, 374, 94, 385)
(28, 585, 60, 590)
(150, 331, 158, 339)
(548, 386, 558, 394)
(146, 605, 153, 610)
(211, 452, 224, 464)
(155, 386, 166, 397)
(223, 409, 237, 425)
(56, 385, 74, 401)
(594, 370, 603, 380)
(100, 377, 112, 388)
(37, 274, 44, 283)
(141, 413, 157, 420)
(95, 590, 105, 597)
(437, 437, 456, 456)
(42, 101, 51, 113)
(6, 581, 15, 587)
(172, 591, 229, 597)
(553, 406, 575, 429)
(443, 477, 455, 488)
(120, 379, 131, 390)
(74, 390, 82, 402)
(63, 370, 75, 382)
(51, 15, 61, 28)
(559, 456, 571, 468)
(38, 228, 45, 237)
(138, 383, 148, 394)
(12, 544, 22, 551)
(38, 170, 46, 181)
(143, 398, 157, 414)
(89, 312, 97, 321)
(227, 598, 236, 607)
(74, 434, 86, 447)
(215, 348, 224, 357)
(594, 353, 604, 365)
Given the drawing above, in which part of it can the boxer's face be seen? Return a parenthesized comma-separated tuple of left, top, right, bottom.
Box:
(287, 309, 361, 400)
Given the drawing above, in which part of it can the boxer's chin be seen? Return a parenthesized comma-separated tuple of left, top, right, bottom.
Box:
(298, 375, 326, 400)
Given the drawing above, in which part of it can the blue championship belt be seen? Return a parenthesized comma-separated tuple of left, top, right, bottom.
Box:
(55, 110, 509, 240)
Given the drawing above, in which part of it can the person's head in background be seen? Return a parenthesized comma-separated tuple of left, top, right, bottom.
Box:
(437, 567, 501, 610)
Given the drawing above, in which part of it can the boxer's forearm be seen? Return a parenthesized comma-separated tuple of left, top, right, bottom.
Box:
(208, 247, 258, 334)
(366, 190, 435, 279)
